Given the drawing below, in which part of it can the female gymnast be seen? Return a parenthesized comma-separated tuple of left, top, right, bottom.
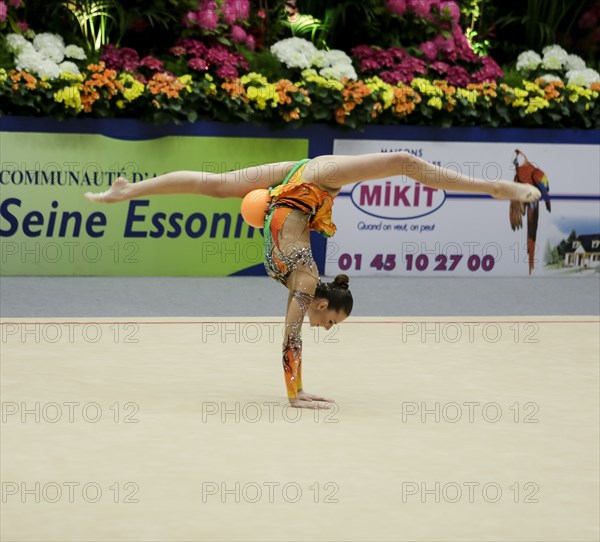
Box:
(85, 152, 541, 409)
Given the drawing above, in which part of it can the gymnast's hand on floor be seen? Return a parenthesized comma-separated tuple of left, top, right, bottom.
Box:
(289, 397, 332, 409)
(297, 391, 335, 403)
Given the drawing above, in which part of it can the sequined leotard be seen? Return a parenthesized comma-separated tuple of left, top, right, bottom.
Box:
(263, 159, 337, 400)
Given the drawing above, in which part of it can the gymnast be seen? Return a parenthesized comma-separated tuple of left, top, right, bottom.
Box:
(85, 152, 541, 409)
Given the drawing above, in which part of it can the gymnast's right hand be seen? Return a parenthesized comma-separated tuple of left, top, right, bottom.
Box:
(288, 398, 332, 409)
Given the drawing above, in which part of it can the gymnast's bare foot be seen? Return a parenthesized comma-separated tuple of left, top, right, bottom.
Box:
(492, 181, 541, 202)
(84, 176, 131, 203)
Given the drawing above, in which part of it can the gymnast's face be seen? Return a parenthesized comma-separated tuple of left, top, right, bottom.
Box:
(307, 300, 348, 330)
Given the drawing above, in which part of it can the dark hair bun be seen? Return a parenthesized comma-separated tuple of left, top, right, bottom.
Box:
(333, 274, 350, 290)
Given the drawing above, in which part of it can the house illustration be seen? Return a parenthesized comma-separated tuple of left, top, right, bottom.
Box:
(564, 234, 600, 268)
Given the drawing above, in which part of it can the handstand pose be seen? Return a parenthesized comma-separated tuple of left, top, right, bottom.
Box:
(85, 152, 541, 409)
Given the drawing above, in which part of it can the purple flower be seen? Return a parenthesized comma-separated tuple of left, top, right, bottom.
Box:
(433, 34, 456, 61)
(197, 1, 219, 31)
(216, 64, 239, 79)
(140, 56, 164, 72)
(230, 25, 247, 44)
(100, 45, 140, 72)
(430, 61, 449, 75)
(445, 65, 471, 87)
(419, 41, 438, 61)
(177, 38, 208, 58)
(183, 10, 198, 28)
(245, 34, 256, 50)
(222, 0, 250, 25)
(440, 1, 460, 25)
(472, 56, 504, 83)
(188, 57, 208, 71)
(385, 0, 408, 17)
(407, 0, 433, 19)
(452, 28, 478, 62)
(0, 2, 7, 23)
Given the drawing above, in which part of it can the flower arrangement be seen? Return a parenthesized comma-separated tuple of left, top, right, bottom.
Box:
(6, 32, 86, 80)
(516, 44, 600, 88)
(270, 37, 357, 80)
(350, 0, 503, 86)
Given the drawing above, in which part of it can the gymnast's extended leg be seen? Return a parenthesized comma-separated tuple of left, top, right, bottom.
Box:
(302, 152, 541, 202)
(84, 161, 297, 203)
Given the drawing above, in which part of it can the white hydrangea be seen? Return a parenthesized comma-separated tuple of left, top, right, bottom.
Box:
(8, 32, 87, 80)
(6, 33, 30, 54)
(16, 49, 61, 79)
(37, 45, 64, 64)
(271, 37, 318, 69)
(541, 44, 568, 70)
(321, 50, 357, 80)
(65, 44, 86, 60)
(58, 61, 81, 77)
(564, 54, 586, 71)
(516, 50, 542, 72)
(538, 73, 563, 84)
(33, 33, 65, 53)
(271, 37, 356, 80)
(566, 68, 600, 88)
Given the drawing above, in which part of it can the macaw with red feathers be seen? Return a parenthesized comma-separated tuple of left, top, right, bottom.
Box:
(509, 149, 551, 274)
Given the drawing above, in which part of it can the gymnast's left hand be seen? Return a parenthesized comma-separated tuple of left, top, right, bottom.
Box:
(298, 390, 335, 403)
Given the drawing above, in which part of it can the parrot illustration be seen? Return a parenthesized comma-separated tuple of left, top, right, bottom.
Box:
(509, 149, 551, 274)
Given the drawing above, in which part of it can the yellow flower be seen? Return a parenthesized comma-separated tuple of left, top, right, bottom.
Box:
(204, 73, 213, 82)
(116, 99, 125, 109)
(60, 71, 84, 82)
(300, 69, 344, 91)
(512, 98, 527, 108)
(456, 88, 478, 104)
(427, 96, 443, 110)
(365, 77, 394, 109)
(118, 74, 144, 102)
(178, 74, 193, 92)
(0, 68, 7, 83)
(54, 86, 83, 112)
(523, 80, 543, 95)
(240, 72, 269, 86)
(411, 78, 442, 96)
(567, 83, 592, 103)
(525, 96, 549, 114)
(513, 88, 529, 99)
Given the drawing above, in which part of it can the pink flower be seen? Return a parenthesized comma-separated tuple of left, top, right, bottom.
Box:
(472, 56, 503, 83)
(407, 0, 433, 19)
(245, 34, 256, 50)
(230, 25, 247, 43)
(183, 10, 198, 28)
(197, 1, 219, 31)
(440, 1, 460, 25)
(257, 9, 266, 19)
(188, 57, 208, 71)
(222, 0, 250, 25)
(433, 34, 456, 61)
(385, 0, 408, 17)
(0, 2, 7, 23)
(141, 56, 164, 72)
(169, 46, 187, 57)
(15, 20, 27, 31)
(9, 0, 22, 8)
(430, 61, 449, 75)
(100, 45, 140, 72)
(419, 41, 438, 61)
(177, 38, 208, 57)
(216, 64, 239, 79)
(445, 65, 471, 87)
(452, 28, 478, 62)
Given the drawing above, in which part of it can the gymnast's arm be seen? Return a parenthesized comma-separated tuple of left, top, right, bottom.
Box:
(282, 266, 330, 410)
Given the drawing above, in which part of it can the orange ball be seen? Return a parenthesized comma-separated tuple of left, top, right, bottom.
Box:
(240, 189, 271, 228)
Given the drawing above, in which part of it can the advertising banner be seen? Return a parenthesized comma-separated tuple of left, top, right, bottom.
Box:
(325, 139, 600, 277)
(0, 132, 308, 276)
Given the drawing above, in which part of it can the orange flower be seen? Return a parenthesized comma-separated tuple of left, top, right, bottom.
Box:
(590, 82, 600, 92)
(10, 70, 38, 91)
(147, 73, 185, 100)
